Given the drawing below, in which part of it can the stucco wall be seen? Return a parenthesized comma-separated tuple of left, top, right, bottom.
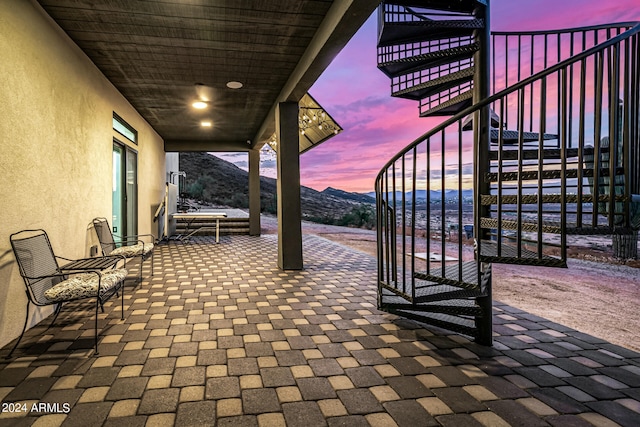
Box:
(0, 0, 166, 349)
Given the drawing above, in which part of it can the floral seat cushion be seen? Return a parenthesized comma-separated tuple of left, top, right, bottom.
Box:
(44, 268, 128, 302)
(111, 242, 154, 258)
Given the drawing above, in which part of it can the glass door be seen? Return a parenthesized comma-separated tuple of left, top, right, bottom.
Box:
(126, 148, 138, 237)
(112, 144, 124, 241)
(113, 141, 138, 243)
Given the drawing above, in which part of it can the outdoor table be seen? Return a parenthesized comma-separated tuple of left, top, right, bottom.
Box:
(172, 212, 227, 243)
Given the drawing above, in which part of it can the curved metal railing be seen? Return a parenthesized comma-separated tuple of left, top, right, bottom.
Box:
(376, 21, 640, 305)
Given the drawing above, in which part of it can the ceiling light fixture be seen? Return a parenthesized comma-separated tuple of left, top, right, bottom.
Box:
(226, 81, 243, 89)
(194, 83, 213, 102)
(299, 107, 339, 135)
(201, 120, 212, 127)
(192, 101, 207, 109)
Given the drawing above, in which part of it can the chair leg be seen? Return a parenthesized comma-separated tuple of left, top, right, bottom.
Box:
(6, 302, 30, 359)
(120, 281, 125, 321)
(45, 303, 63, 331)
(94, 297, 100, 355)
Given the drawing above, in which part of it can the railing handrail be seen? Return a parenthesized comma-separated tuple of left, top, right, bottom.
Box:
(375, 21, 640, 184)
(491, 21, 637, 37)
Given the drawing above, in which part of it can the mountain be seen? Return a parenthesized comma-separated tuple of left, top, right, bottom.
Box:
(179, 152, 374, 221)
(364, 189, 474, 201)
(322, 187, 376, 204)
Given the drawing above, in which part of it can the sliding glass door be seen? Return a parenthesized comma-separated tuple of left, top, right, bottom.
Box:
(112, 141, 137, 242)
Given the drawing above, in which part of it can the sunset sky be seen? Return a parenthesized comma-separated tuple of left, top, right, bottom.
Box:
(218, 0, 640, 193)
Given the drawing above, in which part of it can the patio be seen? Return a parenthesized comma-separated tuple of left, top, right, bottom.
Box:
(1, 235, 639, 427)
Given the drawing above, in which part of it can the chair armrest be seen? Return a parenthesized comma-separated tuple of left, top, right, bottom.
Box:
(123, 233, 156, 243)
(115, 234, 156, 247)
(58, 255, 126, 272)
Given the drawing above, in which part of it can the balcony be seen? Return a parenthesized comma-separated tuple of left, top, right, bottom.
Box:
(1, 234, 638, 426)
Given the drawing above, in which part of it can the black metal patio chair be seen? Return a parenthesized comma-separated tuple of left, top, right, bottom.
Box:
(8, 229, 128, 358)
(91, 217, 155, 280)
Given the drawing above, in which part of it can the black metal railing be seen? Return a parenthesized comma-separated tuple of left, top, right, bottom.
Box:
(376, 21, 640, 305)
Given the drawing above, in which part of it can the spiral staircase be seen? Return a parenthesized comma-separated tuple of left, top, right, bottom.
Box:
(375, 0, 640, 345)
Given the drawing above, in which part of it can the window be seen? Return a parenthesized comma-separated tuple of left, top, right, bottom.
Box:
(113, 112, 137, 144)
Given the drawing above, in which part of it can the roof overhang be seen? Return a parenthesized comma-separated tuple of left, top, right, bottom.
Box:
(36, 0, 380, 152)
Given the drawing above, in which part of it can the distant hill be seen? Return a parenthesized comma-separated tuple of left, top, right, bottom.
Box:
(364, 189, 474, 202)
(322, 187, 376, 204)
(179, 152, 374, 223)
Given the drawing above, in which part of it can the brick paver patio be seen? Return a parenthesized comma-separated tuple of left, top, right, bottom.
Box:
(1, 234, 639, 426)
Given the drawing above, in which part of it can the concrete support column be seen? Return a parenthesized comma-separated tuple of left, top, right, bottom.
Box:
(276, 102, 303, 270)
(248, 148, 261, 236)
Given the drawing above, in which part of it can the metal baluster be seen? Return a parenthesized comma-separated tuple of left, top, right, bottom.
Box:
(560, 69, 568, 262)
(401, 155, 406, 295)
(441, 129, 446, 280)
(538, 77, 547, 259)
(593, 52, 604, 229)
(517, 88, 525, 258)
(577, 58, 587, 228)
(411, 146, 417, 303)
(458, 123, 463, 282)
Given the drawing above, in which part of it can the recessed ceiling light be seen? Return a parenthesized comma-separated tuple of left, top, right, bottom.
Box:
(226, 81, 243, 89)
(192, 101, 207, 109)
(201, 120, 212, 127)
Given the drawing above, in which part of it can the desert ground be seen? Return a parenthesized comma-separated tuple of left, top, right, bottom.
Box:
(261, 214, 640, 352)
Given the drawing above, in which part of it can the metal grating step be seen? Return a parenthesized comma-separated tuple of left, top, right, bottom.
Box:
(420, 90, 473, 117)
(392, 67, 474, 99)
(387, 308, 478, 337)
(480, 193, 628, 205)
(485, 167, 625, 183)
(414, 284, 483, 303)
(489, 146, 601, 161)
(489, 129, 558, 144)
(380, 281, 483, 304)
(380, 290, 483, 316)
(479, 217, 617, 236)
(378, 21, 483, 47)
(378, 43, 479, 78)
(413, 261, 478, 289)
(478, 240, 566, 267)
(384, 0, 486, 14)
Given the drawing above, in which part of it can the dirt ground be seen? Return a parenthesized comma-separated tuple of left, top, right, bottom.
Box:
(261, 215, 640, 352)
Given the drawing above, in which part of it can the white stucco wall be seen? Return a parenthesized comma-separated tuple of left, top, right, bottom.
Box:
(0, 0, 166, 349)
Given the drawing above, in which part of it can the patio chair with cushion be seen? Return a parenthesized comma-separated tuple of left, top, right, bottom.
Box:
(8, 229, 128, 358)
(91, 217, 155, 280)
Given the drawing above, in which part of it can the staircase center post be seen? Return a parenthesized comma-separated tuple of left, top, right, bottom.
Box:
(473, 0, 493, 346)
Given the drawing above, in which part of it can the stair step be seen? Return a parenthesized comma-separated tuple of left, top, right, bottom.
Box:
(479, 217, 616, 236)
(384, 0, 486, 14)
(489, 146, 602, 161)
(378, 43, 479, 77)
(381, 280, 483, 303)
(386, 308, 478, 337)
(414, 284, 483, 303)
(485, 167, 625, 182)
(480, 193, 628, 205)
(478, 240, 567, 267)
(380, 291, 483, 316)
(379, 20, 484, 47)
(413, 261, 478, 289)
(392, 67, 474, 99)
(490, 129, 558, 144)
(420, 90, 473, 117)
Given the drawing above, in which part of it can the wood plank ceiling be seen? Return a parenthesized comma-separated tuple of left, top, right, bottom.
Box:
(36, 0, 378, 150)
